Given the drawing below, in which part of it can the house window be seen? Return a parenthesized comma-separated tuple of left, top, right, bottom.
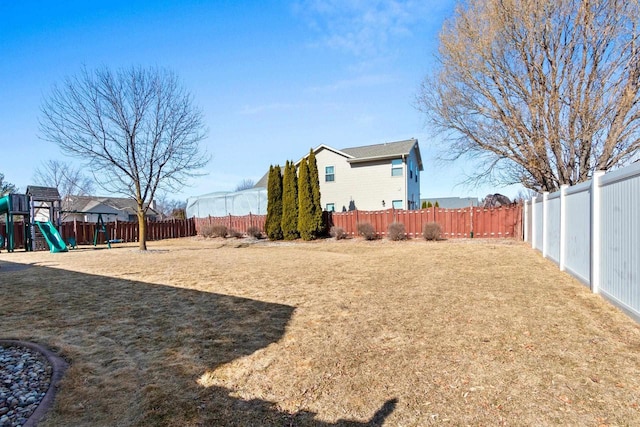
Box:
(326, 203, 335, 212)
(325, 166, 335, 182)
(391, 159, 403, 176)
(392, 200, 403, 209)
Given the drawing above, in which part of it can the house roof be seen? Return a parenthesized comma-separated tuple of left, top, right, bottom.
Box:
(63, 195, 158, 216)
(26, 186, 61, 201)
(341, 139, 416, 159)
(340, 139, 423, 170)
(253, 138, 423, 189)
(254, 174, 268, 188)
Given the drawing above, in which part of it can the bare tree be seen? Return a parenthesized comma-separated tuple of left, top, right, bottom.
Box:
(33, 160, 95, 198)
(235, 179, 255, 191)
(40, 66, 209, 250)
(154, 193, 187, 220)
(513, 188, 539, 204)
(418, 0, 640, 192)
(0, 173, 17, 196)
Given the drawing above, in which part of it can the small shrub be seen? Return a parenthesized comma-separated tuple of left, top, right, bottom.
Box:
(357, 222, 377, 240)
(423, 222, 442, 241)
(247, 226, 263, 239)
(199, 224, 214, 238)
(387, 222, 406, 241)
(426, 201, 433, 208)
(199, 224, 229, 238)
(228, 228, 243, 238)
(329, 226, 347, 240)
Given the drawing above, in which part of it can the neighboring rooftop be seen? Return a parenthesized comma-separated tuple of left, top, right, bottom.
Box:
(341, 138, 422, 169)
(63, 195, 158, 216)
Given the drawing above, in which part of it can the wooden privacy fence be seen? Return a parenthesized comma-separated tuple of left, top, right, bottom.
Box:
(194, 214, 266, 235)
(190, 205, 522, 239)
(4, 218, 197, 249)
(327, 205, 523, 239)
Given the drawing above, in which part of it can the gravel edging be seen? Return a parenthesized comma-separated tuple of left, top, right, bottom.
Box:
(0, 340, 68, 427)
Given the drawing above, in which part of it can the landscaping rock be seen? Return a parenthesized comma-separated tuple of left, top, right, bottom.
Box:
(0, 345, 52, 427)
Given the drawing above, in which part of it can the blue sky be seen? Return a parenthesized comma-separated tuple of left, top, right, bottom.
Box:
(0, 0, 522, 201)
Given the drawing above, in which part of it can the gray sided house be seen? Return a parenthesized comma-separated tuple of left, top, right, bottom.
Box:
(62, 195, 160, 223)
(256, 139, 423, 212)
(309, 139, 423, 211)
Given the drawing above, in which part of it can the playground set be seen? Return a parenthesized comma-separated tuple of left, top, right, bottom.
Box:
(0, 186, 119, 253)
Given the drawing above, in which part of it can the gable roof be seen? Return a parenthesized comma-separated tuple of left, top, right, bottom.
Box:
(63, 195, 158, 216)
(254, 173, 268, 188)
(26, 186, 61, 201)
(340, 138, 423, 169)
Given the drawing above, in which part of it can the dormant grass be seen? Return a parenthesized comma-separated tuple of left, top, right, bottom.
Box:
(1, 237, 639, 426)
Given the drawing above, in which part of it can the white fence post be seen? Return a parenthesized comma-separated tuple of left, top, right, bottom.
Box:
(542, 192, 549, 258)
(531, 196, 537, 249)
(591, 171, 605, 294)
(559, 185, 568, 271)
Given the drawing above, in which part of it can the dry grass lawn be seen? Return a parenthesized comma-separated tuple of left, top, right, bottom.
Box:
(1, 237, 639, 426)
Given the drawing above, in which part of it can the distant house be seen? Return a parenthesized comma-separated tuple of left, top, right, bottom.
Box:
(317, 139, 423, 211)
(62, 195, 160, 222)
(257, 139, 423, 211)
(420, 197, 479, 209)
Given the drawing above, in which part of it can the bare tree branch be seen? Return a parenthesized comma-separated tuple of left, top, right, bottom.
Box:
(33, 160, 95, 198)
(418, 0, 640, 192)
(39, 66, 209, 250)
(235, 179, 256, 191)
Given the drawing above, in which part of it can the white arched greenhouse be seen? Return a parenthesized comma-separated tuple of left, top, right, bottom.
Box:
(186, 188, 267, 218)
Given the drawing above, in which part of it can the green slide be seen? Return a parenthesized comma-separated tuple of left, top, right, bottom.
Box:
(35, 221, 69, 253)
(0, 194, 10, 215)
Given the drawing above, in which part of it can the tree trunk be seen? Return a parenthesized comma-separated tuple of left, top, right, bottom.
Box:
(138, 209, 147, 251)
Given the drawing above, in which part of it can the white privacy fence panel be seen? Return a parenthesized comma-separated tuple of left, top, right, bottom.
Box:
(545, 193, 561, 264)
(564, 182, 591, 284)
(599, 165, 640, 317)
(533, 197, 544, 252)
(524, 162, 640, 321)
(524, 203, 532, 242)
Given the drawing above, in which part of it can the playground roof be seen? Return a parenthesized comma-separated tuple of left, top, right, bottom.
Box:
(26, 186, 61, 201)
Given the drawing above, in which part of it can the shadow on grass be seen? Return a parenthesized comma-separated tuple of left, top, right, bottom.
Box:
(0, 260, 396, 426)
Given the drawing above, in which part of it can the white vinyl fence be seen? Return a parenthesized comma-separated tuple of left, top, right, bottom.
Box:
(524, 162, 640, 321)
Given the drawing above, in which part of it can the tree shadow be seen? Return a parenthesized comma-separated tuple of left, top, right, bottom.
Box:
(0, 260, 397, 426)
